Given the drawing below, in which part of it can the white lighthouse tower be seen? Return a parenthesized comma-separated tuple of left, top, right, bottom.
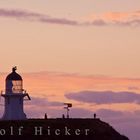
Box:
(1, 67, 31, 120)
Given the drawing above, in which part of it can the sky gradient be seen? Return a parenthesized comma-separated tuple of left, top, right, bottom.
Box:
(0, 0, 140, 77)
(0, 1, 140, 140)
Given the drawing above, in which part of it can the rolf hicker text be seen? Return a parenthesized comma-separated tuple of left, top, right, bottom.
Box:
(0, 126, 92, 136)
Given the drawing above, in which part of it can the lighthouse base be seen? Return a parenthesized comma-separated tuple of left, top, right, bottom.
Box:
(2, 113, 27, 120)
(1, 93, 27, 120)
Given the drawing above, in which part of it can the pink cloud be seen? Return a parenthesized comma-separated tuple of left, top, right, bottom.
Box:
(89, 11, 140, 26)
(102, 11, 140, 21)
(0, 8, 140, 26)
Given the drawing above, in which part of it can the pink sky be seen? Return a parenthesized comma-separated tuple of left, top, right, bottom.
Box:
(0, 1, 140, 140)
(0, 71, 140, 140)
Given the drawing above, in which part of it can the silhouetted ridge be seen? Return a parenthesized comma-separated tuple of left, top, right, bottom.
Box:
(0, 118, 129, 140)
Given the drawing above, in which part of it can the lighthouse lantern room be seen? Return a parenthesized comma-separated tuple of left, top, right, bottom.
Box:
(1, 67, 31, 120)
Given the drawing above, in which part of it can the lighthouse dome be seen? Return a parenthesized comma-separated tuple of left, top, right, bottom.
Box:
(6, 67, 22, 81)
(5, 67, 23, 94)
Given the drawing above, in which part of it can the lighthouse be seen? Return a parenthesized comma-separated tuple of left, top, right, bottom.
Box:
(1, 67, 31, 120)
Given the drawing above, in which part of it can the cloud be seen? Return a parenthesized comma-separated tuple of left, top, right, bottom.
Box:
(65, 90, 140, 104)
(103, 11, 140, 21)
(113, 19, 140, 26)
(24, 97, 125, 118)
(22, 95, 126, 119)
(88, 11, 140, 26)
(24, 96, 64, 118)
(0, 8, 42, 18)
(25, 96, 63, 107)
(70, 108, 93, 118)
(96, 109, 123, 118)
(0, 8, 140, 26)
(70, 108, 124, 119)
(0, 8, 78, 26)
(91, 19, 107, 26)
(128, 86, 139, 90)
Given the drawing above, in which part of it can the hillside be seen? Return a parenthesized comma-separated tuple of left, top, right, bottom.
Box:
(0, 118, 129, 140)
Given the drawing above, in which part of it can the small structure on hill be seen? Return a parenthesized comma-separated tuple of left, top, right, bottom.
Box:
(64, 103, 72, 118)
